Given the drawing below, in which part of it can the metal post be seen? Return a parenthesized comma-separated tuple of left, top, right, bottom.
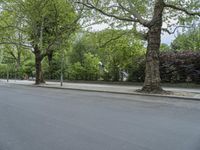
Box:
(6, 65, 9, 82)
(60, 49, 64, 87)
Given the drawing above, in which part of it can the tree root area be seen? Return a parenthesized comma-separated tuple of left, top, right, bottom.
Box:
(136, 87, 173, 95)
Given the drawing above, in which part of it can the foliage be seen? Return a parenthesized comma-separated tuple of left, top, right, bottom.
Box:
(20, 0, 77, 50)
(67, 29, 146, 81)
(96, 29, 145, 81)
(127, 56, 145, 82)
(160, 51, 200, 83)
(83, 52, 100, 80)
(66, 52, 100, 80)
(0, 64, 8, 78)
(42, 51, 65, 80)
(22, 59, 35, 78)
(127, 51, 200, 83)
(1, 0, 200, 89)
(67, 62, 84, 80)
(160, 43, 171, 52)
(171, 26, 200, 51)
(0, 63, 16, 79)
(73, 0, 200, 92)
(0, 0, 79, 84)
(69, 32, 97, 64)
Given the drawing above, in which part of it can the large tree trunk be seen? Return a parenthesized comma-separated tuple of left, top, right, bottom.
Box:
(35, 56, 42, 84)
(48, 52, 53, 79)
(34, 45, 45, 85)
(15, 49, 21, 79)
(141, 0, 164, 93)
(141, 27, 163, 93)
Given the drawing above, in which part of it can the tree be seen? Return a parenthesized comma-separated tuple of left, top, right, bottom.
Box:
(82, 52, 100, 80)
(1, 0, 79, 84)
(171, 26, 200, 51)
(69, 32, 97, 64)
(23, 0, 78, 84)
(0, 0, 29, 76)
(67, 62, 84, 80)
(95, 29, 145, 81)
(68, 29, 145, 81)
(0, 5, 33, 79)
(67, 33, 100, 80)
(74, 0, 200, 93)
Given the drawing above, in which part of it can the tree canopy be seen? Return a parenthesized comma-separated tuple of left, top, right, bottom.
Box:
(1, 0, 79, 84)
(171, 26, 200, 51)
(0, 0, 199, 93)
(73, 0, 200, 93)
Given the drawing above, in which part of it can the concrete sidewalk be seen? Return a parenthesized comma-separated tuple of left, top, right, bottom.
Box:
(1, 79, 200, 100)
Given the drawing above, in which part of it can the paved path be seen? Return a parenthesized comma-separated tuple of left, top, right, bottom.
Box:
(0, 85, 200, 150)
(1, 79, 200, 100)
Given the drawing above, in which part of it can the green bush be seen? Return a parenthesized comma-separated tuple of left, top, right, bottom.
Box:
(82, 53, 100, 80)
(66, 52, 100, 81)
(0, 64, 16, 79)
(0, 64, 7, 78)
(66, 62, 84, 80)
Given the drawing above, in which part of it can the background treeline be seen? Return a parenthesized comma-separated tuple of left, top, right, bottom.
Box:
(0, 27, 200, 83)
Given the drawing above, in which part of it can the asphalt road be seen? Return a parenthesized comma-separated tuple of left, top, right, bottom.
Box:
(0, 85, 200, 150)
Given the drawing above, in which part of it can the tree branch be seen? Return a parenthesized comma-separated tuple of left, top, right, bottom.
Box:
(76, 1, 138, 22)
(162, 25, 193, 34)
(0, 41, 32, 48)
(164, 3, 200, 16)
(98, 31, 127, 48)
(7, 50, 17, 61)
(126, 0, 150, 27)
(0, 25, 27, 32)
(132, 30, 147, 40)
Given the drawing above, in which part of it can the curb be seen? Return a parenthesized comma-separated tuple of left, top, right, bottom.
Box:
(1, 82, 200, 101)
(36, 85, 200, 101)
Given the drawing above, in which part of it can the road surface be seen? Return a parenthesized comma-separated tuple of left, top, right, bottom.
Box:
(0, 85, 200, 150)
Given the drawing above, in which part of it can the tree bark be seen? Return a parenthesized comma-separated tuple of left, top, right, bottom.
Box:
(141, 0, 164, 93)
(48, 52, 53, 79)
(16, 49, 21, 79)
(35, 55, 42, 84)
(34, 45, 45, 84)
